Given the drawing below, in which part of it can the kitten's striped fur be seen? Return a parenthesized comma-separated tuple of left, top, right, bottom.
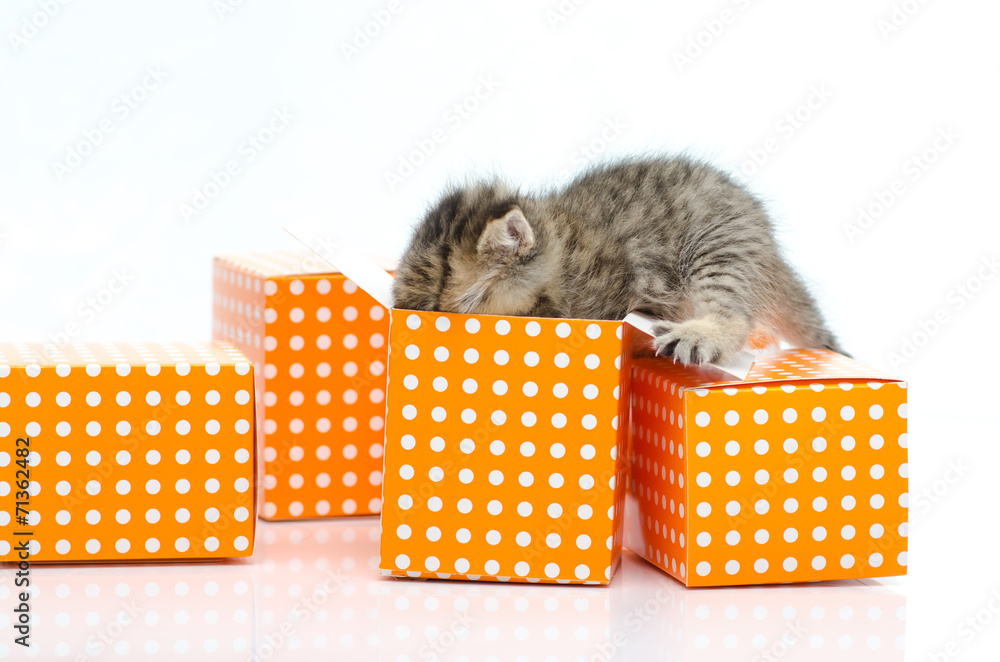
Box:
(392, 157, 844, 365)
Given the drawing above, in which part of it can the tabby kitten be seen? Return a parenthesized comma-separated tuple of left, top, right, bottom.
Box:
(392, 157, 843, 365)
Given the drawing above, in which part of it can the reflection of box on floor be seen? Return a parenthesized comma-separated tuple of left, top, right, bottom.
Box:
(0, 562, 254, 657)
(620, 315, 908, 587)
(0, 342, 256, 562)
(378, 568, 618, 660)
(213, 251, 391, 520)
(617, 551, 905, 661)
(253, 519, 381, 660)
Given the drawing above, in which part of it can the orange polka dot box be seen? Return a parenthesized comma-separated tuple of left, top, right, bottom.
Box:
(282, 232, 631, 586)
(619, 314, 908, 587)
(213, 252, 391, 520)
(0, 342, 257, 562)
(380, 311, 629, 586)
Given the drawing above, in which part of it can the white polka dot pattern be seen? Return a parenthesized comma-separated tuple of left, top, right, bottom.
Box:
(0, 342, 256, 561)
(380, 310, 628, 584)
(742, 349, 899, 383)
(620, 325, 908, 587)
(213, 253, 390, 519)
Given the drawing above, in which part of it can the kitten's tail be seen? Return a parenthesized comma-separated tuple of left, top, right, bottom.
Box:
(770, 270, 850, 357)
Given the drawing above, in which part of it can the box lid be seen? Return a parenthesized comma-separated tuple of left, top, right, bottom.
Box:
(0, 341, 249, 369)
(216, 249, 396, 279)
(624, 313, 900, 388)
(285, 226, 400, 308)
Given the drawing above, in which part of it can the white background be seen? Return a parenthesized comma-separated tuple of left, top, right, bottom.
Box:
(1, 0, 998, 660)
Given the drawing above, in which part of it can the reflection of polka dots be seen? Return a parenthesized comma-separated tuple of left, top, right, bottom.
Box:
(0, 342, 255, 561)
(214, 252, 390, 519)
(12, 556, 254, 658)
(380, 310, 627, 584)
(256, 521, 381, 658)
(622, 331, 908, 587)
(380, 564, 613, 661)
(622, 551, 906, 659)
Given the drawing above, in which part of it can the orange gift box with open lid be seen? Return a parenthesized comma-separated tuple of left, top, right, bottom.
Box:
(619, 314, 909, 587)
(0, 342, 256, 562)
(285, 231, 631, 585)
(213, 251, 391, 520)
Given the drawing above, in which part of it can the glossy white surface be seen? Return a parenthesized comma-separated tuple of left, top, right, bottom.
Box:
(1, 517, 906, 661)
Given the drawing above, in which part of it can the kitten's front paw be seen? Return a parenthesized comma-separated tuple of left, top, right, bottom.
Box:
(651, 319, 735, 366)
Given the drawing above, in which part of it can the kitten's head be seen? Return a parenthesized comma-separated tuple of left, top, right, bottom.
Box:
(392, 182, 554, 316)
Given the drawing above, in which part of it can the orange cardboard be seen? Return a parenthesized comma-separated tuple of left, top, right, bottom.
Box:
(379, 310, 628, 585)
(619, 319, 909, 587)
(0, 342, 256, 562)
(213, 251, 390, 519)
(281, 234, 632, 585)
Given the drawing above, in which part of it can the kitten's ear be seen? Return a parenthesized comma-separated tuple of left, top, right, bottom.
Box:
(476, 207, 534, 260)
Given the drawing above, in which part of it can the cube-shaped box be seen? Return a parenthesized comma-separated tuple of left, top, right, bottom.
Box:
(620, 319, 908, 587)
(213, 251, 391, 519)
(0, 342, 256, 562)
(379, 310, 628, 585)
